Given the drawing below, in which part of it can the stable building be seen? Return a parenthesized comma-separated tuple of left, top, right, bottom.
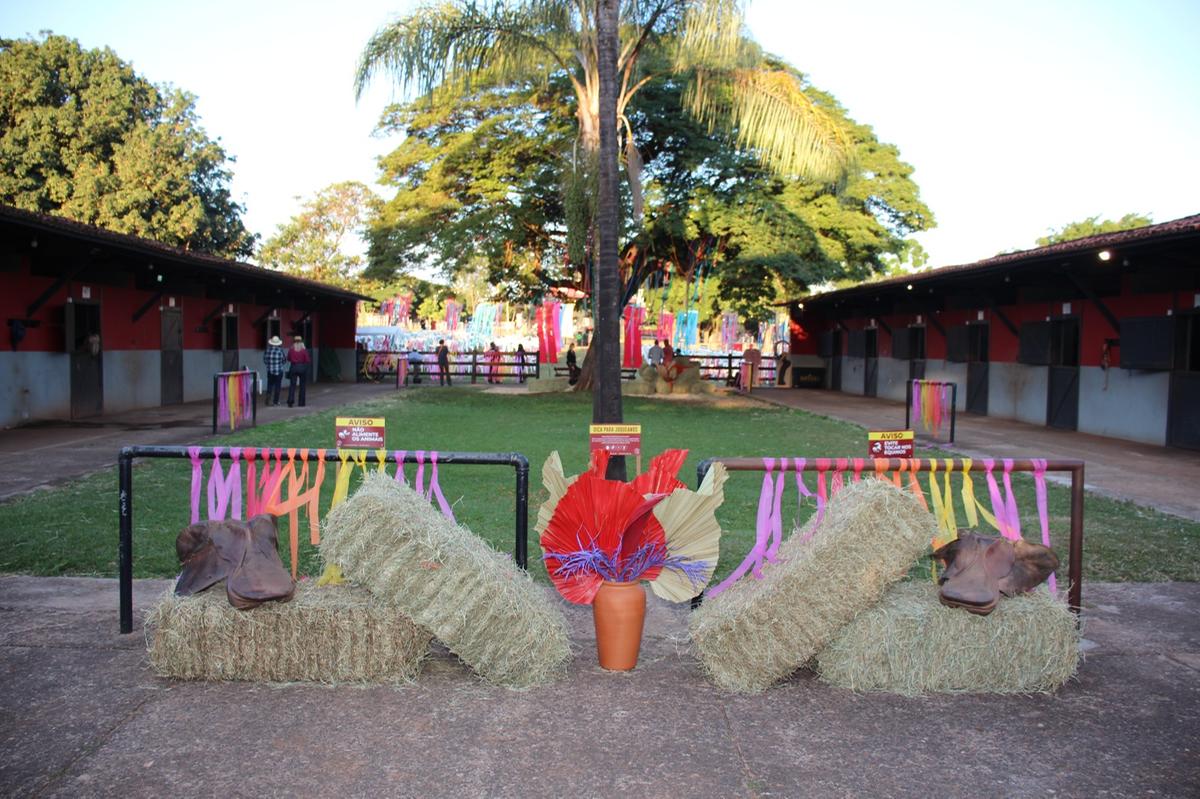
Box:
(0, 204, 366, 428)
(787, 213, 1200, 450)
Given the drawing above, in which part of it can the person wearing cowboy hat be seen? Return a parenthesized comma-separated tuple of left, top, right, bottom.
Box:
(263, 334, 287, 406)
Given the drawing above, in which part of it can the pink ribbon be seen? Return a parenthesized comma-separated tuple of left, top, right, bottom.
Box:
(1002, 459, 1022, 540)
(414, 450, 426, 496)
(911, 380, 921, 427)
(427, 451, 456, 522)
(709, 459, 780, 596)
(188, 446, 203, 524)
(393, 450, 408, 483)
(206, 447, 242, 520)
(984, 458, 1019, 540)
(242, 447, 258, 516)
(1032, 459, 1058, 595)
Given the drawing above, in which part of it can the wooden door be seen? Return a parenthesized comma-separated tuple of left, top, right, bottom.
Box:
(160, 308, 183, 405)
(66, 301, 103, 418)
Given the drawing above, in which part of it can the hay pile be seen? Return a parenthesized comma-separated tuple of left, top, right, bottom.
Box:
(146, 582, 431, 684)
(816, 581, 1080, 695)
(320, 473, 572, 689)
(690, 478, 935, 693)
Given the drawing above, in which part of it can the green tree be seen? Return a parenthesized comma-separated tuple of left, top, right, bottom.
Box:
(356, 0, 855, 408)
(259, 181, 382, 287)
(1037, 213, 1153, 246)
(366, 79, 576, 296)
(0, 33, 255, 258)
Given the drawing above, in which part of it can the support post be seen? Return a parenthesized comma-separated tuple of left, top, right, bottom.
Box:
(1069, 464, 1085, 614)
(118, 449, 133, 634)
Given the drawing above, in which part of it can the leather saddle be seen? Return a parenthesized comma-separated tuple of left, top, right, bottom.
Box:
(174, 514, 295, 610)
(931, 531, 1059, 616)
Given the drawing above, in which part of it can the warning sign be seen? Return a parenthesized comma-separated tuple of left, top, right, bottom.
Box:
(335, 417, 386, 449)
(868, 430, 914, 458)
(589, 423, 641, 457)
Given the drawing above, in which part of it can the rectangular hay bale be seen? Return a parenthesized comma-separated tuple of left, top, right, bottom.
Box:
(816, 581, 1080, 695)
(147, 582, 432, 684)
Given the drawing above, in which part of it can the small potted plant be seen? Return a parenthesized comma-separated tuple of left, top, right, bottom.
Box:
(538, 449, 727, 670)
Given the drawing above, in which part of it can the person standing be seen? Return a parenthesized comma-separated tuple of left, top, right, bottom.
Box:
(286, 336, 311, 407)
(407, 346, 422, 384)
(486, 341, 501, 383)
(647, 339, 664, 367)
(515, 343, 527, 383)
(262, 335, 286, 406)
(566, 343, 579, 385)
(436, 339, 451, 386)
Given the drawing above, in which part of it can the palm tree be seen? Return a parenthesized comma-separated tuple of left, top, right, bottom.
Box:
(594, 0, 623, 475)
(355, 0, 853, 411)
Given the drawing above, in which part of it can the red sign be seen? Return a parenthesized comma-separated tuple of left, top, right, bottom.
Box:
(589, 424, 641, 456)
(335, 416, 386, 449)
(868, 430, 914, 458)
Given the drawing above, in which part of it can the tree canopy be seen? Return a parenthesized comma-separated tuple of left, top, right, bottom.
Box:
(1037, 213, 1154, 246)
(259, 181, 381, 287)
(0, 33, 255, 258)
(365, 50, 933, 319)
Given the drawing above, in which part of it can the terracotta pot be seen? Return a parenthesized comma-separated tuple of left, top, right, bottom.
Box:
(592, 580, 647, 671)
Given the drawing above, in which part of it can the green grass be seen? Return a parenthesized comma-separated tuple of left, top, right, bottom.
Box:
(0, 388, 1196, 584)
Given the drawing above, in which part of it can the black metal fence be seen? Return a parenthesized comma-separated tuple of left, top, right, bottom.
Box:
(117, 445, 531, 633)
(356, 350, 542, 385)
(697, 456, 1085, 615)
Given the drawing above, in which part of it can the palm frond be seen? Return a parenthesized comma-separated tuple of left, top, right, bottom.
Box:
(355, 1, 578, 100)
(672, 0, 745, 72)
(683, 66, 855, 184)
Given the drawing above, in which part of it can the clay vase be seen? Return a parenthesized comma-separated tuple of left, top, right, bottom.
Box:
(592, 580, 647, 671)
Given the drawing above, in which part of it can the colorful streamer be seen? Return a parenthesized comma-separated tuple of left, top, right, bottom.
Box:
(623, 305, 646, 368)
(216, 371, 255, 432)
(1031, 459, 1058, 595)
(911, 380, 954, 438)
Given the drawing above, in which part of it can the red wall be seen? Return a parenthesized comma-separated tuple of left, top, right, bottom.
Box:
(2, 255, 356, 354)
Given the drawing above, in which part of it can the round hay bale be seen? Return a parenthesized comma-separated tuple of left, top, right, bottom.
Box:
(817, 581, 1080, 695)
(320, 473, 572, 689)
(146, 582, 431, 684)
(690, 478, 935, 693)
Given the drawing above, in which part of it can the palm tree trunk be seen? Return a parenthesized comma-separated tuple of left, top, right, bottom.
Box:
(593, 0, 625, 481)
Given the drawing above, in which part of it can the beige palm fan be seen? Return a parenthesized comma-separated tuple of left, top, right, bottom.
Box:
(534, 451, 579, 539)
(648, 462, 728, 602)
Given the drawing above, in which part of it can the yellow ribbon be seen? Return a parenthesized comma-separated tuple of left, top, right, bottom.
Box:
(330, 449, 355, 509)
(375, 448, 389, 474)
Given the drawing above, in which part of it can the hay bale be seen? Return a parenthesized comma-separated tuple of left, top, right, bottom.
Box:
(146, 582, 431, 684)
(690, 478, 935, 693)
(320, 473, 572, 689)
(816, 581, 1080, 695)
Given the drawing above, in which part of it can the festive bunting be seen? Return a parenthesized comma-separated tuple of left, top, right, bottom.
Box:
(216, 371, 255, 432)
(912, 380, 954, 438)
(623, 305, 646, 367)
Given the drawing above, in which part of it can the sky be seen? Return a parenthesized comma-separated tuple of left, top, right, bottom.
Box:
(3, 0, 1199, 270)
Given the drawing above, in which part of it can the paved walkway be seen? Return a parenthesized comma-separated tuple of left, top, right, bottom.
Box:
(1, 575, 1197, 797)
(750, 388, 1200, 521)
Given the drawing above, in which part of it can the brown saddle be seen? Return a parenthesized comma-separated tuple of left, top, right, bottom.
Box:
(931, 531, 1059, 616)
(174, 514, 295, 610)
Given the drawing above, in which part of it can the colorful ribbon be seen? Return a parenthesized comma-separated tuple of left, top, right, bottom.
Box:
(1031, 459, 1058, 595)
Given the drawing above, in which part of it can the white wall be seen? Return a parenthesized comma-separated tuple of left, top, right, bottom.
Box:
(1078, 367, 1169, 444)
(988, 363, 1049, 425)
(0, 351, 70, 427)
(102, 350, 160, 413)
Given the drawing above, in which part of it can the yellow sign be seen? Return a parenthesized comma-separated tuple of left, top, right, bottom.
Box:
(869, 430, 914, 441)
(589, 424, 642, 435)
(336, 417, 385, 427)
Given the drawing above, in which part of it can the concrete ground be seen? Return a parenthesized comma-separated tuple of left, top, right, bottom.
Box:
(0, 576, 1197, 798)
(750, 387, 1200, 522)
(2, 382, 1199, 796)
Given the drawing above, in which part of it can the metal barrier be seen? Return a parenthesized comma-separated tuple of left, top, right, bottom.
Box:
(696, 456, 1085, 614)
(356, 350, 542, 384)
(117, 445, 531, 633)
(675, 352, 780, 385)
(211, 370, 258, 434)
